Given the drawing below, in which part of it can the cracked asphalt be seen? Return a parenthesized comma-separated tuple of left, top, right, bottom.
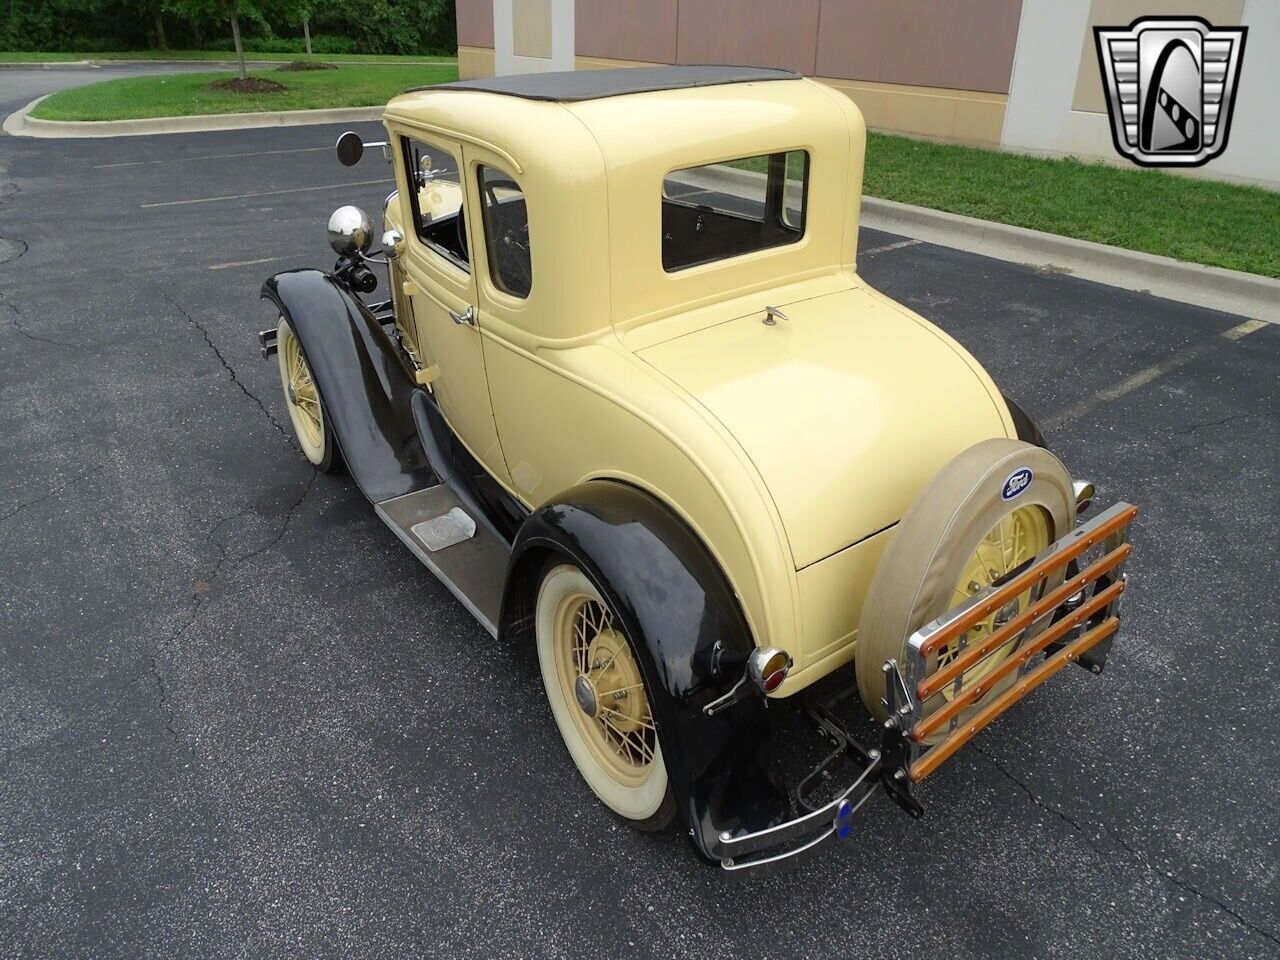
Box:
(2, 67, 1278, 960)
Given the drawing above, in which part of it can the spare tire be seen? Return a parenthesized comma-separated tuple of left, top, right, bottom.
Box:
(855, 439, 1075, 737)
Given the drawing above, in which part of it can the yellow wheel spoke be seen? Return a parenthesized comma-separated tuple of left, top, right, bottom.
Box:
(598, 682, 643, 698)
(558, 589, 655, 779)
(602, 706, 655, 733)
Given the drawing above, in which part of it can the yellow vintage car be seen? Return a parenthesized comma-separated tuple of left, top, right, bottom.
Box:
(258, 66, 1138, 874)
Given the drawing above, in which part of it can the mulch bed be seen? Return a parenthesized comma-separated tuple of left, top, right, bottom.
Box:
(277, 60, 338, 71)
(205, 77, 287, 93)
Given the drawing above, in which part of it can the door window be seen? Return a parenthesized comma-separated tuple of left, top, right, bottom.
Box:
(477, 164, 533, 298)
(401, 136, 470, 271)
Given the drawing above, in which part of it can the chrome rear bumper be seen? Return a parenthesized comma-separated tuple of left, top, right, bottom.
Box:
(715, 501, 1138, 877)
(718, 748, 880, 876)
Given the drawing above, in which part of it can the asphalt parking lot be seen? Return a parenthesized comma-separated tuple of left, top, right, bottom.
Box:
(2, 68, 1278, 960)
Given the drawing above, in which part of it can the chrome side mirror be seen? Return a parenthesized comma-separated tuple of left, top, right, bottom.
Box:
(336, 131, 364, 166)
(335, 130, 389, 167)
(328, 205, 374, 256)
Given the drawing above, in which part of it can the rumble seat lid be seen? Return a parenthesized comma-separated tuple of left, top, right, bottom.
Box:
(636, 289, 1011, 569)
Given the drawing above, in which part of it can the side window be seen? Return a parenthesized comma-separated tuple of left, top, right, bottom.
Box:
(661, 150, 809, 272)
(401, 136, 469, 271)
(477, 164, 532, 298)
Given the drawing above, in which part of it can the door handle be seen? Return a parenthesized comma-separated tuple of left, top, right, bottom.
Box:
(449, 305, 476, 327)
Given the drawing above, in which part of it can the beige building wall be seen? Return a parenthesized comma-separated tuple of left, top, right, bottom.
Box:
(456, 0, 1022, 145)
(453, 0, 1278, 184)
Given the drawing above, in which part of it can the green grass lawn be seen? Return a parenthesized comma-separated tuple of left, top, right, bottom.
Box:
(864, 133, 1280, 279)
(29, 63, 459, 121)
(0, 50, 455, 63)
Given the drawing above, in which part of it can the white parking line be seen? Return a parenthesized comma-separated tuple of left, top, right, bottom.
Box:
(95, 146, 330, 169)
(209, 256, 283, 271)
(141, 178, 392, 208)
(1044, 319, 1265, 429)
(860, 239, 922, 257)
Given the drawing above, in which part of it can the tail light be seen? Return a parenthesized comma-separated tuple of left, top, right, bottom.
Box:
(748, 647, 792, 693)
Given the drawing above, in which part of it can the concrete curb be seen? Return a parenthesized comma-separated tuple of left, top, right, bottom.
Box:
(860, 197, 1279, 324)
(4, 95, 382, 138)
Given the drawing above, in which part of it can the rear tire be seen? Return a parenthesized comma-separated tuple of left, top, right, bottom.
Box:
(855, 439, 1075, 737)
(535, 561, 675, 830)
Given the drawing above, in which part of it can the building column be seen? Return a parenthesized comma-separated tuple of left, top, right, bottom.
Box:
(493, 0, 575, 76)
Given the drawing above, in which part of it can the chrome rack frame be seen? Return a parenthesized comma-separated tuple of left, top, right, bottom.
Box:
(881, 501, 1137, 794)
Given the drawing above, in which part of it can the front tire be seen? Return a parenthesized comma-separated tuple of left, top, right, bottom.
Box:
(276, 317, 339, 472)
(535, 561, 675, 830)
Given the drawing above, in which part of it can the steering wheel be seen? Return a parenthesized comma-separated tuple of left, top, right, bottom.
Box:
(454, 203, 469, 262)
(482, 177, 529, 252)
(483, 177, 520, 207)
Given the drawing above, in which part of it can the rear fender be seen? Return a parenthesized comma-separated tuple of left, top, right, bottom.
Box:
(261, 269, 432, 502)
(500, 480, 790, 863)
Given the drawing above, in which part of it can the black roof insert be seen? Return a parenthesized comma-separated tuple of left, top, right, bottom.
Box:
(411, 65, 802, 102)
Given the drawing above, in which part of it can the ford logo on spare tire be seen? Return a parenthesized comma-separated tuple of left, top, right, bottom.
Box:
(1002, 467, 1034, 501)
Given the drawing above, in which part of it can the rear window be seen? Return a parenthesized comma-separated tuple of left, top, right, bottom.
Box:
(661, 150, 808, 272)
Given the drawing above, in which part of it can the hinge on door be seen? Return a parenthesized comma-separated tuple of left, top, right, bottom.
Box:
(414, 364, 440, 387)
(402, 279, 420, 298)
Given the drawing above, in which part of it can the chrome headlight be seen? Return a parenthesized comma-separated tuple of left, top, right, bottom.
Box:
(327, 205, 374, 256)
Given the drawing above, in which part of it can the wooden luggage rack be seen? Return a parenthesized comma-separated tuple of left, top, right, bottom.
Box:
(880, 501, 1139, 803)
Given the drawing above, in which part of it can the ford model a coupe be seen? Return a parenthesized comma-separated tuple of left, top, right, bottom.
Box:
(257, 66, 1138, 873)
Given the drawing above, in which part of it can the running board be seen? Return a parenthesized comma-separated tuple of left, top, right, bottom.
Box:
(375, 485, 510, 637)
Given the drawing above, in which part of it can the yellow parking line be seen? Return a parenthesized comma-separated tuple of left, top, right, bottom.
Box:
(1221, 318, 1266, 340)
(1044, 319, 1264, 429)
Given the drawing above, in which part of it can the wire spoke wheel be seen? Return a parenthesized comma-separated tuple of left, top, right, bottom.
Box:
(535, 563, 673, 826)
(275, 317, 337, 471)
(933, 504, 1051, 700)
(556, 594, 658, 786)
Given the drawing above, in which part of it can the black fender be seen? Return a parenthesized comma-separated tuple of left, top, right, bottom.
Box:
(499, 480, 789, 863)
(1004, 393, 1047, 449)
(261, 269, 433, 503)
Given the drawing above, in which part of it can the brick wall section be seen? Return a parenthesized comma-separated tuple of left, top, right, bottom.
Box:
(568, 0, 1023, 94)
(816, 0, 1023, 94)
(674, 0, 820, 74)
(576, 0, 678, 63)
(456, 0, 494, 49)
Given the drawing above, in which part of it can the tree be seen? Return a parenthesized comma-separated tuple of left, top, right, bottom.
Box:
(164, 0, 304, 79)
(150, 3, 169, 49)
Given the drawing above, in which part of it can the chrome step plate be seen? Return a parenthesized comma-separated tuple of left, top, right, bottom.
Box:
(411, 507, 476, 552)
(375, 485, 508, 636)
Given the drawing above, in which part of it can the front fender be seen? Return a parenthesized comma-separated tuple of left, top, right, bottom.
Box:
(261, 269, 432, 502)
(500, 480, 790, 863)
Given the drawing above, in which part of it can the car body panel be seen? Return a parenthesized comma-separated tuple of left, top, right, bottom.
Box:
(378, 76, 1016, 693)
(262, 270, 433, 503)
(636, 284, 1011, 568)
